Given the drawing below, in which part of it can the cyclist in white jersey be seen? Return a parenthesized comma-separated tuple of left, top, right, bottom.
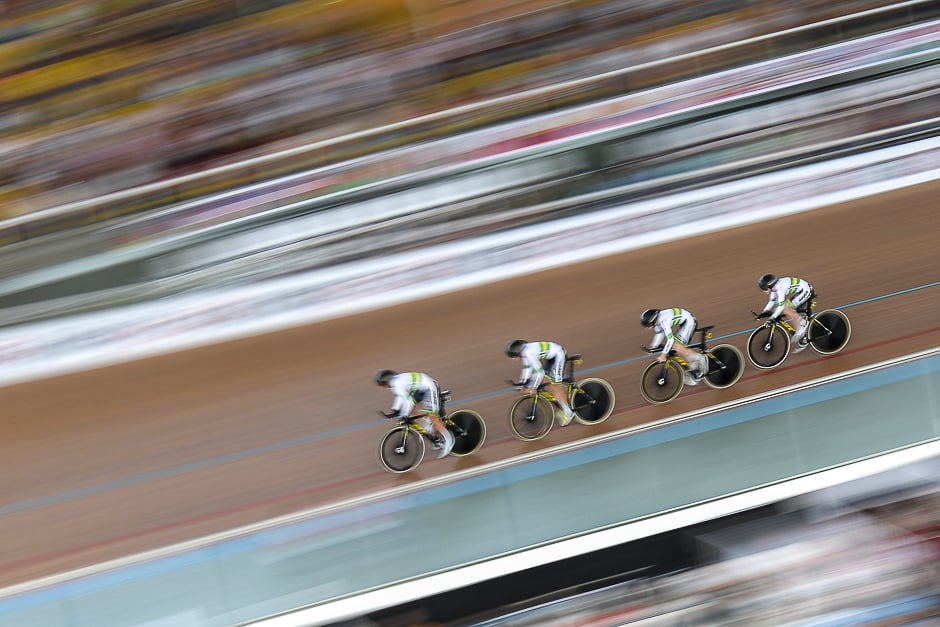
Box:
(641, 307, 709, 384)
(505, 340, 575, 426)
(375, 370, 454, 458)
(757, 273, 813, 351)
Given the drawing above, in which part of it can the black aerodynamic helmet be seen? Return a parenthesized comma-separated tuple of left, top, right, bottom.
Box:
(374, 369, 397, 386)
(640, 309, 659, 327)
(758, 273, 778, 290)
(505, 339, 527, 358)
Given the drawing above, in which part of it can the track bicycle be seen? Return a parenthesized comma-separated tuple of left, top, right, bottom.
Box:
(746, 292, 851, 369)
(506, 354, 615, 441)
(639, 325, 745, 404)
(377, 390, 486, 473)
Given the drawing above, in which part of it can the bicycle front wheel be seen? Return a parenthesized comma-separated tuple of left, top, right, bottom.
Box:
(808, 309, 851, 355)
(447, 409, 486, 456)
(640, 359, 684, 404)
(747, 323, 790, 369)
(705, 344, 745, 389)
(508, 396, 554, 441)
(570, 378, 615, 425)
(378, 426, 425, 473)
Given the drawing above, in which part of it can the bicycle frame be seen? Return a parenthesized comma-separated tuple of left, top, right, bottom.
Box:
(379, 391, 486, 471)
(686, 326, 715, 353)
(526, 356, 581, 406)
(641, 325, 744, 403)
(762, 309, 813, 336)
(746, 289, 856, 371)
(649, 326, 712, 372)
(775, 292, 817, 333)
(390, 416, 432, 445)
(386, 389, 471, 439)
(508, 354, 615, 436)
(649, 325, 739, 382)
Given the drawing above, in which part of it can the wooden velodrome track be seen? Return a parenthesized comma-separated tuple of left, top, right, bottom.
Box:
(1, 180, 938, 590)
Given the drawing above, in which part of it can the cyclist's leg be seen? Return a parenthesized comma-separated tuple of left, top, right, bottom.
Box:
(546, 357, 573, 421)
(786, 288, 812, 342)
(424, 413, 453, 457)
(674, 347, 704, 383)
(547, 382, 573, 424)
(419, 386, 453, 456)
(781, 304, 808, 351)
(676, 321, 707, 378)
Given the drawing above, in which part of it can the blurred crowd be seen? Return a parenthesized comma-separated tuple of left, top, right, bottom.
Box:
(0, 0, 898, 218)
(472, 491, 940, 626)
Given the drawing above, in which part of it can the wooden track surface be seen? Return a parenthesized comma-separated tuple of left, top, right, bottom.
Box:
(1, 181, 938, 589)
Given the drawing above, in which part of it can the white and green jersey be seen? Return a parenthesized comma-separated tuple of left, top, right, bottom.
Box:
(389, 372, 440, 417)
(651, 307, 697, 355)
(762, 276, 813, 320)
(519, 341, 567, 387)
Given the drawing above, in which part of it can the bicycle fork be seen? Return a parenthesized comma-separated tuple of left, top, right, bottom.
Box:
(656, 362, 675, 386)
(763, 324, 784, 352)
(523, 397, 542, 422)
(395, 429, 420, 455)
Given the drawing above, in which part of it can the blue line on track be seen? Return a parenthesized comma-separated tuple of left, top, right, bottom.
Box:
(461, 279, 940, 399)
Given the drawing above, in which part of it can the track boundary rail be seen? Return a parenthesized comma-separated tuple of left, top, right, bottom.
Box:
(247, 442, 940, 627)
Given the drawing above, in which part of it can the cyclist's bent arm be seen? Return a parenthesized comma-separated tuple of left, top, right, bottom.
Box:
(523, 367, 545, 389)
(391, 395, 414, 417)
(653, 328, 675, 356)
(389, 379, 416, 417)
(763, 291, 785, 320)
(520, 360, 544, 389)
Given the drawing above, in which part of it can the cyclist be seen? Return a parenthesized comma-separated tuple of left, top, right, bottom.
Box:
(375, 369, 454, 458)
(505, 339, 575, 426)
(757, 273, 813, 351)
(640, 307, 709, 384)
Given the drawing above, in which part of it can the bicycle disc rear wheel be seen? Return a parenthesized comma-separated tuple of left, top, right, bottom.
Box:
(808, 309, 851, 355)
(378, 426, 425, 473)
(570, 378, 615, 424)
(705, 344, 745, 389)
(747, 323, 790, 369)
(508, 396, 554, 441)
(640, 360, 683, 404)
(447, 410, 486, 456)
